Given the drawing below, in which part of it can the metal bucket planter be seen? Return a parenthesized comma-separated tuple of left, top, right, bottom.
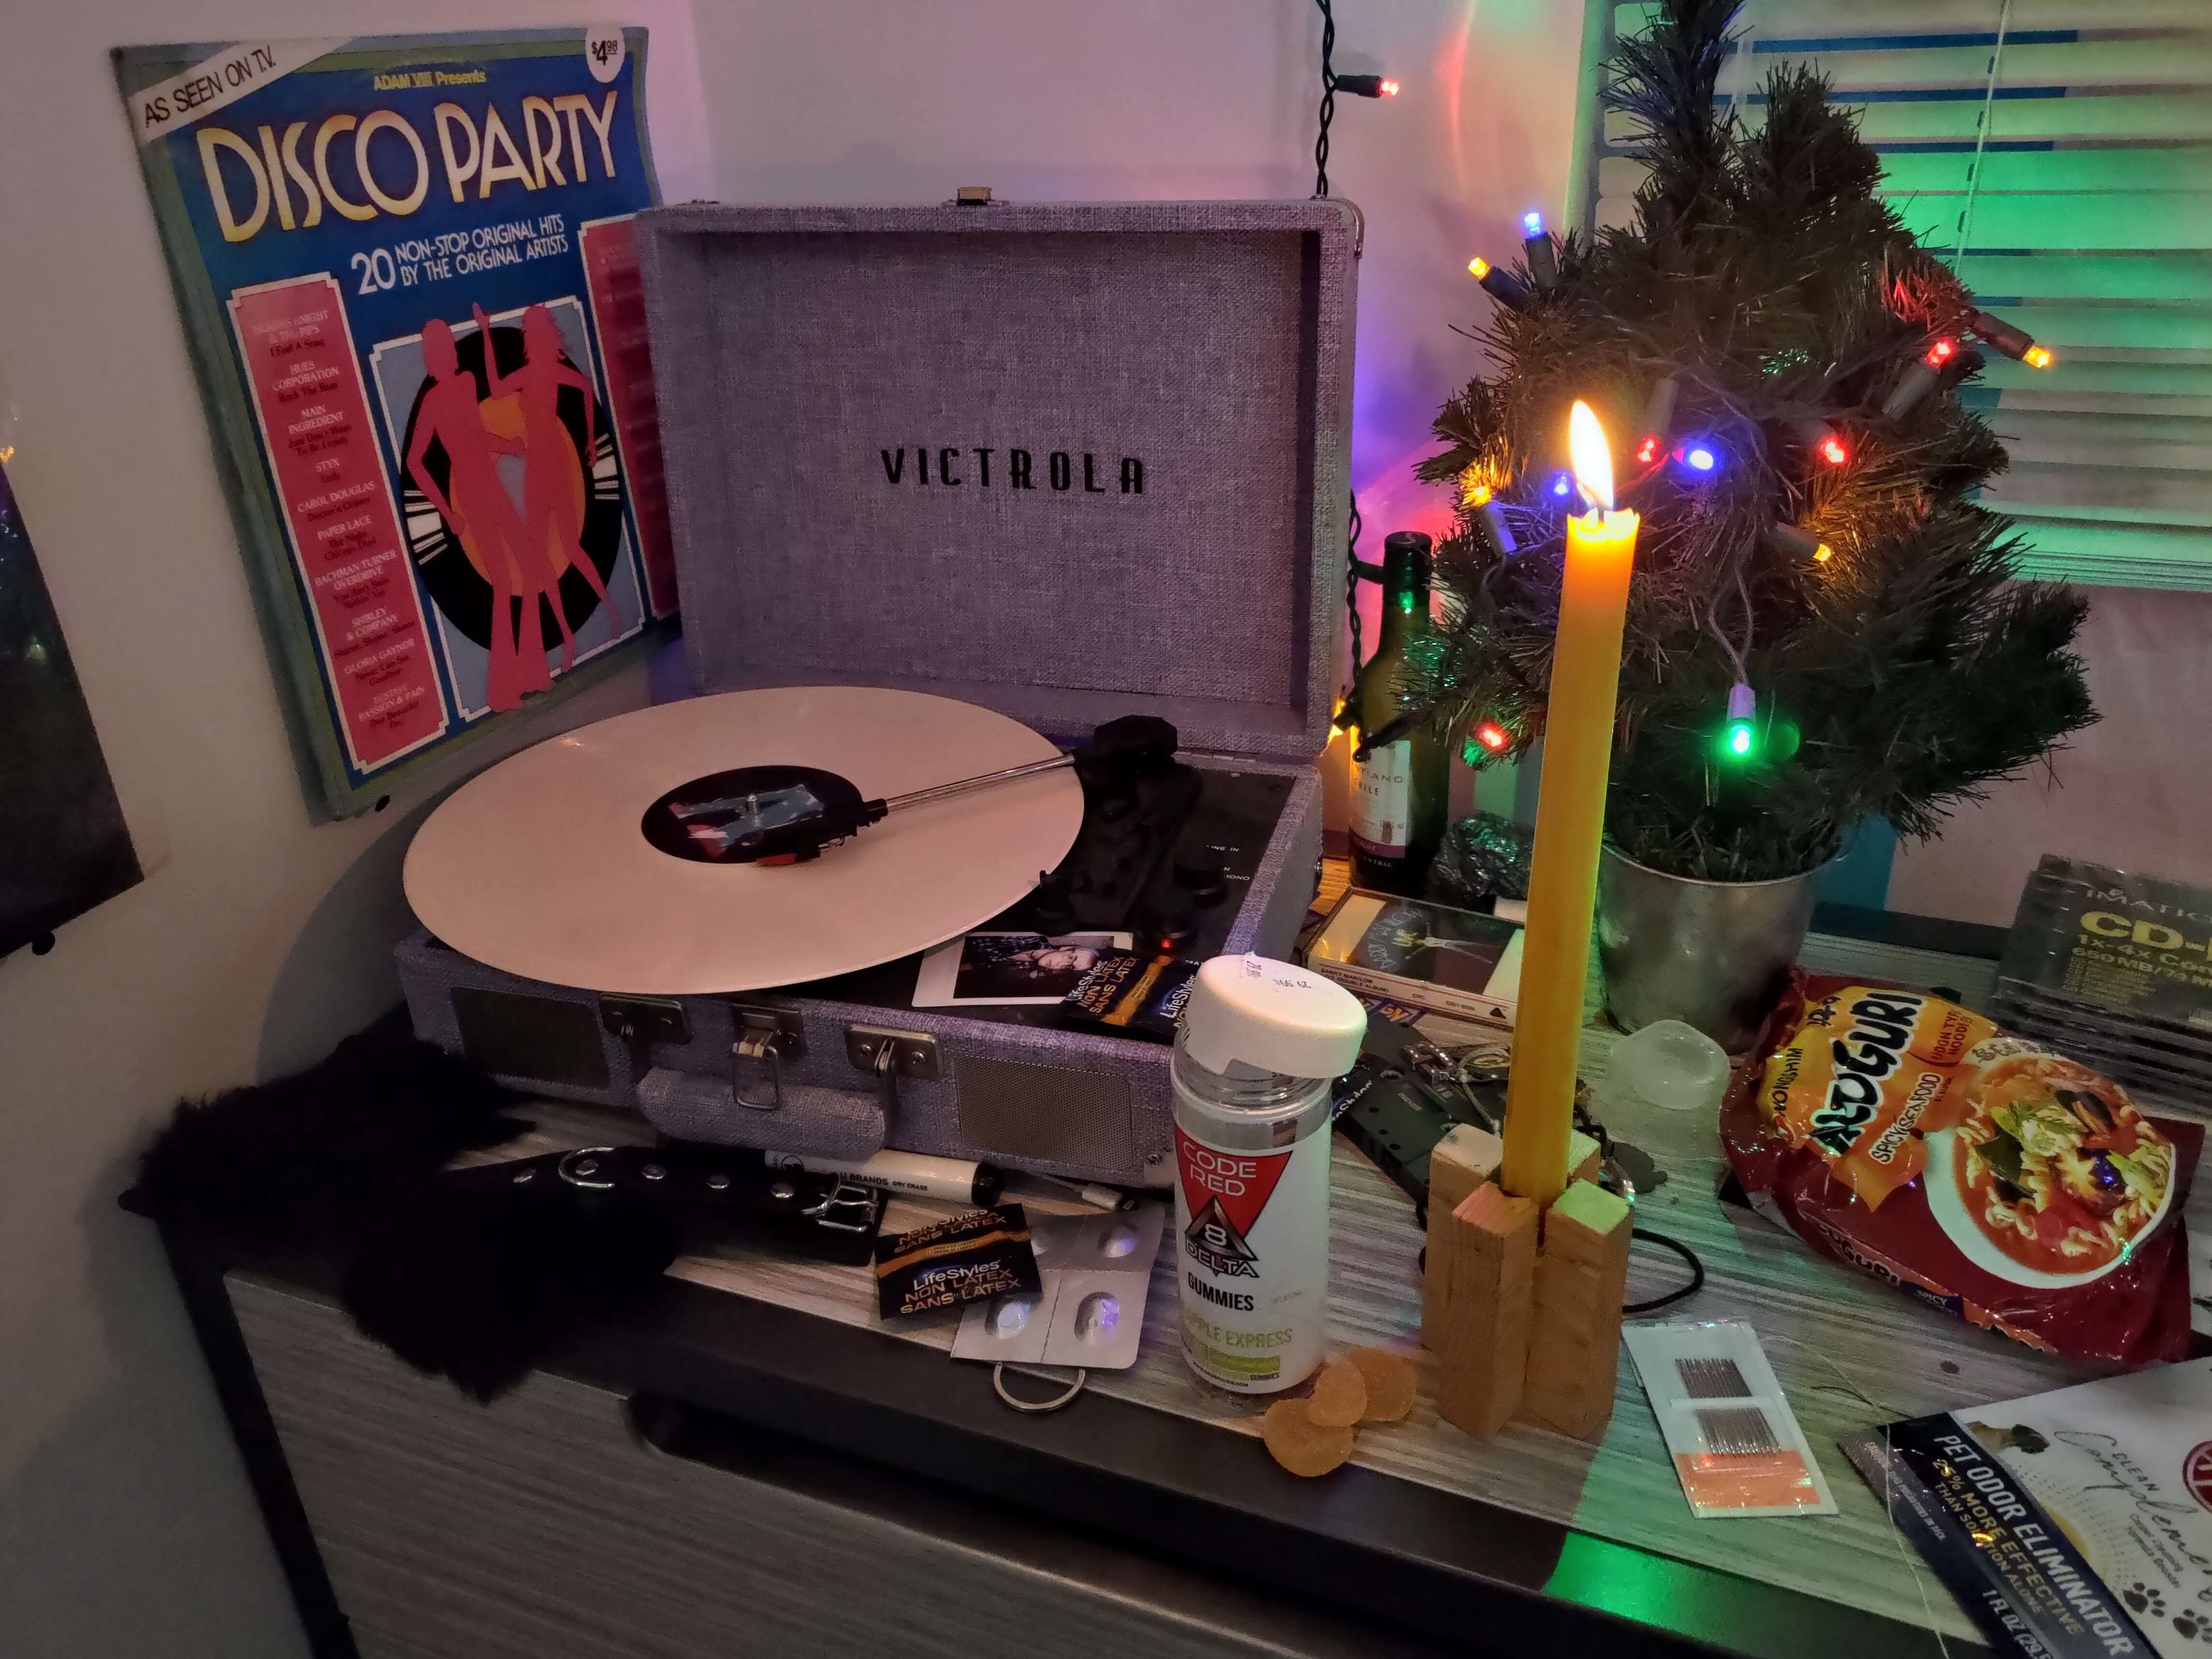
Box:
(1595, 848, 1824, 1053)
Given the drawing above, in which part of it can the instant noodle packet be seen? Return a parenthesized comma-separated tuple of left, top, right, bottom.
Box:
(1726, 977, 2201, 1366)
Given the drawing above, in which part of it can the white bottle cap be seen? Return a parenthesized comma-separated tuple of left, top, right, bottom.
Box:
(1180, 954, 1368, 1080)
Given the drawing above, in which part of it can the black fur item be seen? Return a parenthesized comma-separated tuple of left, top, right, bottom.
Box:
(342, 1178, 679, 1402)
(134, 1011, 527, 1254)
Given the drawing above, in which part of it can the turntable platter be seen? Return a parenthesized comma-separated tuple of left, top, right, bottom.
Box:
(403, 686, 1086, 995)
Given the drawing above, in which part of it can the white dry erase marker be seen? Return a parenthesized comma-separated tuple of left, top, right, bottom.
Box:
(763, 1148, 1002, 1205)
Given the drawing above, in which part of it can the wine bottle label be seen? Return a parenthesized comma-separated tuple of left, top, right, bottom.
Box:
(1350, 739, 1412, 858)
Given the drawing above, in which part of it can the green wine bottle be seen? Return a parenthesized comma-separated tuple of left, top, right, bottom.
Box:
(1349, 532, 1448, 896)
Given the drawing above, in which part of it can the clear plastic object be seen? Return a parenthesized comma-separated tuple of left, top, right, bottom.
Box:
(1602, 1019, 1731, 1113)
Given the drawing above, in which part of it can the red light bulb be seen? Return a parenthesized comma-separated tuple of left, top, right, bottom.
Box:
(1924, 337, 1957, 369)
(1818, 436, 1849, 466)
(1473, 721, 1510, 754)
(1379, 78, 1400, 97)
(1636, 435, 1661, 465)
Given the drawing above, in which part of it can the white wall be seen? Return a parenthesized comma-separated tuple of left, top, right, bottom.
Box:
(1888, 587, 2212, 927)
(0, 7, 710, 1655)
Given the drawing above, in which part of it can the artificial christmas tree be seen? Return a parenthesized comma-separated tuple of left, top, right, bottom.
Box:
(1414, 0, 2093, 881)
(1406, 0, 2096, 1037)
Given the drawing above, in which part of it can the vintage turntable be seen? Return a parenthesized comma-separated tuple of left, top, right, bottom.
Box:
(395, 198, 1358, 1185)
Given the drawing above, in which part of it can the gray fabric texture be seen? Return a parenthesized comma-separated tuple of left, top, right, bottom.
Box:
(635, 1068, 886, 1161)
(634, 200, 1358, 760)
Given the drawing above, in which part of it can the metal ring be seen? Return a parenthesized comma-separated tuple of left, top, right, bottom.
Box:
(557, 1148, 619, 1190)
(992, 1364, 1087, 1414)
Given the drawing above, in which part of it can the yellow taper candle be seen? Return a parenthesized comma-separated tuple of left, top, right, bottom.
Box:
(1500, 402, 1639, 1206)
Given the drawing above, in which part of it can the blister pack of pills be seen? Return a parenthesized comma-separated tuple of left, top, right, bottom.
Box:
(952, 1205, 1165, 1371)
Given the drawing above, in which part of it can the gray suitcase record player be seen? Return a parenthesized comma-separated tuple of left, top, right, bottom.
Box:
(396, 197, 1360, 1187)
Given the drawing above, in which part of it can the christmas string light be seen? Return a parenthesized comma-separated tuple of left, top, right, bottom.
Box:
(1968, 309, 2051, 368)
(1635, 377, 1679, 465)
(1467, 255, 1534, 312)
(1762, 522, 1832, 564)
(1881, 336, 1985, 421)
(1522, 210, 1558, 286)
(1332, 73, 1399, 98)
(1674, 437, 1720, 478)
(1461, 480, 1518, 561)
(1463, 720, 1513, 765)
(1787, 417, 1849, 467)
(1721, 681, 1758, 761)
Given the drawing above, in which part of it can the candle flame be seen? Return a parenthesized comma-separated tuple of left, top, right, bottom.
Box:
(1568, 400, 1614, 512)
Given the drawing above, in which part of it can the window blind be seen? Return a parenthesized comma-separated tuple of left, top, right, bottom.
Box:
(1579, 2, 2212, 590)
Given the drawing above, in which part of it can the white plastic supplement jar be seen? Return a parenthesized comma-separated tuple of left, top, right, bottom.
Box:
(1171, 954, 1367, 1393)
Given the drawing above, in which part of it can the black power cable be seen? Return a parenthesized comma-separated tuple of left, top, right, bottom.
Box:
(1624, 1228, 1705, 1314)
(1313, 0, 1340, 196)
(1314, 0, 1363, 689)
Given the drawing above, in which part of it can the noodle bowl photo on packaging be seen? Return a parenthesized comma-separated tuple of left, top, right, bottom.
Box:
(1927, 1048, 2178, 1288)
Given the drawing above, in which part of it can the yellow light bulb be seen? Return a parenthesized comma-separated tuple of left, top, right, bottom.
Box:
(1468, 256, 1491, 279)
(1814, 543, 1833, 563)
(2024, 345, 2054, 369)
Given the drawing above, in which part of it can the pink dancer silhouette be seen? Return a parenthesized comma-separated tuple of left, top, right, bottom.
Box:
(476, 302, 619, 672)
(406, 317, 543, 712)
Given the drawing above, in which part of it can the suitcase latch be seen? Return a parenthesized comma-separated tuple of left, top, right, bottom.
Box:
(600, 996, 690, 1081)
(731, 1004, 806, 1111)
(846, 1026, 939, 1121)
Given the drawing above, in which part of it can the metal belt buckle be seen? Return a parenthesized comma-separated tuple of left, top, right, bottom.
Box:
(803, 1179, 881, 1234)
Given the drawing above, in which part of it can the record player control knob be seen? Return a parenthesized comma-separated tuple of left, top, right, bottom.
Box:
(1173, 848, 1230, 905)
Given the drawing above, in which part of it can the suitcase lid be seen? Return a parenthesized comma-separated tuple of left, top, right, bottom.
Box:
(635, 199, 1359, 763)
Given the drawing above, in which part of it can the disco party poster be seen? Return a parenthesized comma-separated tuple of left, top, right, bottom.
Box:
(116, 30, 675, 818)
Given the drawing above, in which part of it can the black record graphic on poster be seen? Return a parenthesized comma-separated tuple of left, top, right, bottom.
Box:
(396, 304, 626, 672)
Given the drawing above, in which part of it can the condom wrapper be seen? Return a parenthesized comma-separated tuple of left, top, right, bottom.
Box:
(1724, 976, 2199, 1365)
(873, 1205, 1041, 1319)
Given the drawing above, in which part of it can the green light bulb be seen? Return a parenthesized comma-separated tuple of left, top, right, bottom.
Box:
(1724, 720, 1755, 759)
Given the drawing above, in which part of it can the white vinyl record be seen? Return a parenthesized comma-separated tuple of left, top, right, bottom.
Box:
(403, 686, 1085, 994)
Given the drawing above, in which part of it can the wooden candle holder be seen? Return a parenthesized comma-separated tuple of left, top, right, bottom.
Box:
(1421, 1125, 1631, 1443)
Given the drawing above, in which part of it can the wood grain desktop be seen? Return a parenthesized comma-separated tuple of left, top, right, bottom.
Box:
(458, 1047, 2192, 1648)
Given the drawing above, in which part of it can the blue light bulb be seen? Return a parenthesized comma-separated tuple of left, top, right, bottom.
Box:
(1674, 437, 1721, 477)
(1549, 471, 1574, 498)
(1523, 210, 1544, 237)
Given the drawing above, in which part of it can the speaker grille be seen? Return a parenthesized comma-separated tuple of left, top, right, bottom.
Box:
(956, 1055, 1135, 1168)
(452, 988, 609, 1089)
